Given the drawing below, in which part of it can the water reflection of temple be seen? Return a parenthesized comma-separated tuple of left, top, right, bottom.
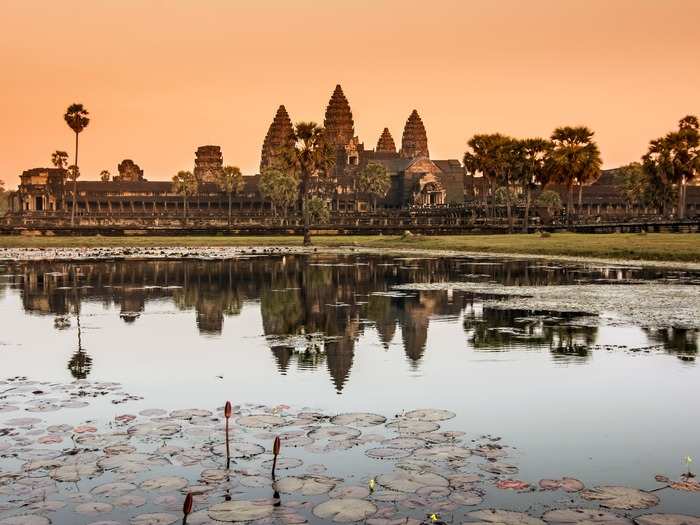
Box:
(463, 305, 598, 363)
(3, 256, 695, 387)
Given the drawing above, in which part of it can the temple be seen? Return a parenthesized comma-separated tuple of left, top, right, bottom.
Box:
(4, 83, 699, 223)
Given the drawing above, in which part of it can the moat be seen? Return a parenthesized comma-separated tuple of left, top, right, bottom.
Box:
(1, 253, 699, 524)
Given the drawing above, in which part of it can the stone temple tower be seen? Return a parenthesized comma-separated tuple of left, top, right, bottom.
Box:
(194, 145, 224, 183)
(323, 85, 355, 149)
(400, 110, 429, 159)
(376, 128, 396, 153)
(260, 105, 295, 173)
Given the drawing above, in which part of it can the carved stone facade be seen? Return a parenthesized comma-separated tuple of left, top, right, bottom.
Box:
(194, 145, 223, 183)
(260, 105, 295, 173)
(114, 159, 145, 182)
(376, 128, 396, 153)
(400, 110, 429, 159)
(323, 85, 355, 149)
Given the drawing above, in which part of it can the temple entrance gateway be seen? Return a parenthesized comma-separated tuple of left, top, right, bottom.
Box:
(413, 175, 446, 206)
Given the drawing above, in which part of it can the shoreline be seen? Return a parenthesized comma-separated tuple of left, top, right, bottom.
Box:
(1, 241, 700, 270)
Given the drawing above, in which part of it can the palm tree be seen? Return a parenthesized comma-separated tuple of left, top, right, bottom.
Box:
(172, 171, 198, 221)
(357, 162, 391, 212)
(547, 126, 602, 223)
(66, 165, 80, 215)
(216, 165, 244, 225)
(464, 133, 512, 223)
(51, 151, 69, 170)
(642, 138, 677, 216)
(517, 138, 550, 232)
(665, 116, 699, 218)
(280, 122, 335, 245)
(100, 170, 111, 182)
(64, 104, 90, 226)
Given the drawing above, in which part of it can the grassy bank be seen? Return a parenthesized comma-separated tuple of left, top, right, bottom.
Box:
(0, 233, 698, 262)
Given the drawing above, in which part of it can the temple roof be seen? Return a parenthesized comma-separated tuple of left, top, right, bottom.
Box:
(400, 110, 429, 159)
(376, 128, 396, 153)
(260, 105, 295, 173)
(323, 85, 354, 148)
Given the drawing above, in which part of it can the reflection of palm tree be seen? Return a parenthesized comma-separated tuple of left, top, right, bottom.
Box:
(68, 313, 92, 379)
(644, 328, 698, 363)
(464, 306, 596, 362)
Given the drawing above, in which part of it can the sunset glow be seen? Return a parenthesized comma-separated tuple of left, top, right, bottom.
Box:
(2, 0, 699, 186)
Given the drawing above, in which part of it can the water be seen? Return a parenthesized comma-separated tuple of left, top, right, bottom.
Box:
(0, 253, 699, 523)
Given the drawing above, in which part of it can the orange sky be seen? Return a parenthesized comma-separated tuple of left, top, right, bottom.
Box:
(2, 0, 699, 188)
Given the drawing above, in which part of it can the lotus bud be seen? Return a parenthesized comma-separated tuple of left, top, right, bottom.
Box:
(224, 401, 232, 419)
(183, 492, 193, 515)
(273, 436, 281, 456)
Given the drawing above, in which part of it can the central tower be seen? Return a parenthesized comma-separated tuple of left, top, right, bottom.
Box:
(323, 85, 355, 149)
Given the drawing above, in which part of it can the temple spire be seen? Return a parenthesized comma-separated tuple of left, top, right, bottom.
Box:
(323, 84, 354, 148)
(400, 109, 429, 159)
(260, 105, 295, 173)
(375, 128, 396, 153)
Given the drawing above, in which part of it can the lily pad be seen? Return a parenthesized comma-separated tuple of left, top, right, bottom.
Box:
(403, 409, 456, 422)
(275, 475, 336, 495)
(260, 457, 303, 469)
(635, 515, 700, 525)
(467, 509, 546, 525)
(329, 485, 371, 499)
(581, 486, 659, 510)
(449, 490, 483, 505)
(212, 442, 265, 458)
(386, 420, 440, 434)
(539, 477, 584, 492)
(366, 448, 410, 460)
(312, 498, 377, 523)
(114, 494, 147, 508)
(91, 481, 137, 497)
(331, 413, 387, 427)
(130, 514, 179, 525)
(308, 426, 361, 441)
(236, 415, 286, 428)
(479, 462, 519, 475)
(0, 516, 50, 525)
(207, 500, 274, 522)
(140, 476, 188, 492)
(377, 471, 448, 493)
(50, 462, 99, 482)
(381, 437, 426, 449)
(128, 422, 180, 437)
(543, 508, 632, 525)
(411, 445, 471, 462)
(76, 502, 114, 514)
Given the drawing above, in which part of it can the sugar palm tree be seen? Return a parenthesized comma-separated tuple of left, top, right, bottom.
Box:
(280, 122, 335, 245)
(66, 165, 80, 215)
(516, 138, 550, 232)
(357, 162, 391, 211)
(547, 126, 602, 223)
(216, 165, 244, 225)
(666, 116, 699, 218)
(64, 104, 90, 225)
(464, 133, 512, 223)
(51, 151, 69, 170)
(172, 171, 198, 221)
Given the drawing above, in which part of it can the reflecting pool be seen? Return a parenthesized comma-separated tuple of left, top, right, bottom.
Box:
(0, 253, 699, 523)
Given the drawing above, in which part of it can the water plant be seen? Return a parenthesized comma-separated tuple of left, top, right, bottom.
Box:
(271, 435, 281, 480)
(224, 400, 232, 468)
(182, 492, 193, 524)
